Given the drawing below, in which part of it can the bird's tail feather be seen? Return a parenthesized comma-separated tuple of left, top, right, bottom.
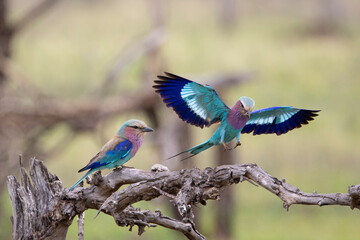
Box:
(69, 169, 95, 191)
(167, 140, 214, 161)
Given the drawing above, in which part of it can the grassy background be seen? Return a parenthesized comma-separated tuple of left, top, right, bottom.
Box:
(3, 0, 360, 239)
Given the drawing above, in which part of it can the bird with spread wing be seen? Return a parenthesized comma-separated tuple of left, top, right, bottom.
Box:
(153, 72, 319, 160)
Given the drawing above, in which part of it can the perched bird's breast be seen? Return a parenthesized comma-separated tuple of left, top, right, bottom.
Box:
(128, 137, 143, 155)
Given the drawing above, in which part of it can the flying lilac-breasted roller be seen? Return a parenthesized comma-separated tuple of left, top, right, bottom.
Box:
(69, 119, 153, 191)
(153, 72, 319, 160)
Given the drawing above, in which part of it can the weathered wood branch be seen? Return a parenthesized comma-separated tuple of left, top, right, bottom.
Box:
(7, 158, 360, 239)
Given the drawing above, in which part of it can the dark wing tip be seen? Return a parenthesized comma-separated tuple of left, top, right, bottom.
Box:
(157, 75, 170, 81)
(155, 72, 179, 80)
(152, 83, 163, 89)
(154, 72, 192, 88)
(300, 109, 321, 118)
(272, 109, 320, 136)
(157, 72, 193, 83)
(153, 80, 164, 84)
(164, 72, 178, 78)
(243, 108, 320, 136)
(302, 108, 321, 113)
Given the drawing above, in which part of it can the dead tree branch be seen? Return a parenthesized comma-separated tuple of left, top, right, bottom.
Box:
(77, 212, 85, 240)
(96, 27, 166, 96)
(7, 158, 360, 240)
(12, 0, 60, 33)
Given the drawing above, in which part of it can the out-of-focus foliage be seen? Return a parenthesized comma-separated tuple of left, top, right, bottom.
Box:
(2, 0, 360, 239)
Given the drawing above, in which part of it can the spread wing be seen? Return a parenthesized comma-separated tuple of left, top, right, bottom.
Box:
(241, 107, 320, 135)
(153, 72, 230, 128)
(78, 138, 133, 172)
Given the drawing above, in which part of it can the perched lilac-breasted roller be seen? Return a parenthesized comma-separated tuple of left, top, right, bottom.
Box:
(69, 119, 153, 191)
(153, 72, 319, 160)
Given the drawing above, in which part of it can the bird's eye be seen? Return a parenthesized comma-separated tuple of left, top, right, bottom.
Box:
(132, 126, 139, 129)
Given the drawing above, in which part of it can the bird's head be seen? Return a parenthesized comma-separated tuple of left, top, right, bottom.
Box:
(118, 119, 154, 138)
(238, 96, 255, 116)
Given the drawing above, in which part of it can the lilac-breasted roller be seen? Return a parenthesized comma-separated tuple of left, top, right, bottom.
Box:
(153, 72, 319, 160)
(69, 119, 153, 191)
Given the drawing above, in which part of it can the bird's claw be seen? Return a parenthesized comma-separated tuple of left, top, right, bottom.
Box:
(114, 166, 122, 171)
(114, 166, 129, 171)
(234, 142, 242, 149)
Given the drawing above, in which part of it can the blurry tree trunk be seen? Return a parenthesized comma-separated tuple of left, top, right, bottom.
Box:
(0, 0, 59, 86)
(0, 0, 11, 84)
(0, 2, 15, 237)
(214, 137, 236, 240)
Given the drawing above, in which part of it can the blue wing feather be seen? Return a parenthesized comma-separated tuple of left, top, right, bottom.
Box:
(79, 140, 133, 171)
(153, 72, 229, 128)
(242, 107, 320, 135)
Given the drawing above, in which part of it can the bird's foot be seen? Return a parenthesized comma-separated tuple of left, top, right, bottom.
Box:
(222, 142, 232, 151)
(234, 141, 242, 149)
(114, 166, 122, 171)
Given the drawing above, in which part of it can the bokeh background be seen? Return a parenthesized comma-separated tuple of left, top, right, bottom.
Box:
(1, 0, 360, 239)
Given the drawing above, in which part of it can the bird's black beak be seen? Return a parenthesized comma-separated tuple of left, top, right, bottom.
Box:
(142, 127, 154, 132)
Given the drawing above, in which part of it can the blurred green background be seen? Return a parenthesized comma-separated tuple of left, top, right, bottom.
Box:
(2, 0, 360, 239)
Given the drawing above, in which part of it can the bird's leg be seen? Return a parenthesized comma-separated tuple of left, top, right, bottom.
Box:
(219, 124, 229, 150)
(217, 124, 231, 151)
(222, 142, 232, 151)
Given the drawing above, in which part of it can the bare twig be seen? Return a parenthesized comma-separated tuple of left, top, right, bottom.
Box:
(3, 58, 51, 99)
(12, 0, 60, 33)
(96, 27, 166, 96)
(77, 212, 85, 240)
(116, 206, 205, 240)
